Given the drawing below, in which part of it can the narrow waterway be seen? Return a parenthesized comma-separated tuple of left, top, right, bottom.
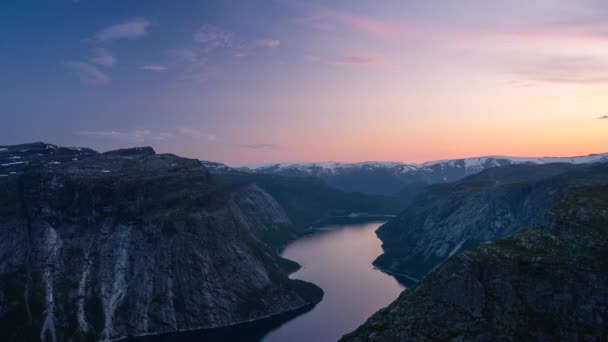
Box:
(261, 221, 406, 342)
(134, 222, 406, 342)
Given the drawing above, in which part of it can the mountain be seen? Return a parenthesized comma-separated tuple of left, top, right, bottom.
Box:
(373, 162, 608, 280)
(215, 170, 406, 249)
(200, 160, 242, 175)
(0, 143, 322, 341)
(341, 185, 608, 341)
(242, 154, 608, 196)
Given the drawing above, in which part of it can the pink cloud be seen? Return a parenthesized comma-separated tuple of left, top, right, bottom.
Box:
(305, 55, 321, 63)
(296, 8, 403, 40)
(329, 56, 384, 66)
(507, 80, 535, 88)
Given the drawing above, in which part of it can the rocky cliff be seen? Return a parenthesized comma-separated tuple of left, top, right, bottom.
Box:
(342, 185, 608, 341)
(374, 163, 608, 279)
(0, 143, 322, 342)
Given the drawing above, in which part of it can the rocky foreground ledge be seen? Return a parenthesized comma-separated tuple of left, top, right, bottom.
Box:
(0, 143, 322, 342)
(341, 185, 608, 341)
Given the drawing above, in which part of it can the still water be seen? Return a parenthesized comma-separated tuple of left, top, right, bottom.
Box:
(135, 222, 406, 342)
(262, 222, 405, 342)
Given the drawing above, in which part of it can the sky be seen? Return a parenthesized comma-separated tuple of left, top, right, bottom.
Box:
(1, 0, 607, 165)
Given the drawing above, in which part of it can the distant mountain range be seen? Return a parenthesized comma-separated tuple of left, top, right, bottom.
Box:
(205, 153, 608, 197)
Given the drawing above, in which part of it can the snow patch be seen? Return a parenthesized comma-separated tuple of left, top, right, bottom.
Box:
(77, 247, 93, 333)
(1, 161, 28, 166)
(99, 226, 131, 341)
(40, 225, 63, 342)
(448, 239, 467, 258)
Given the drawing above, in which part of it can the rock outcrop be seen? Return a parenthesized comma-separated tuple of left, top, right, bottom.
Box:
(342, 185, 608, 341)
(0, 143, 322, 342)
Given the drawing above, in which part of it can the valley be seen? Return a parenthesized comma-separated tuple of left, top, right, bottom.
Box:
(6, 3, 608, 340)
(1, 142, 607, 341)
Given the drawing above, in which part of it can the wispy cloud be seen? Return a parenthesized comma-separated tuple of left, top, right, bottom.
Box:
(165, 48, 220, 83)
(253, 39, 281, 48)
(193, 24, 234, 50)
(599, 115, 608, 120)
(78, 129, 172, 142)
(178, 127, 216, 141)
(78, 127, 217, 142)
(507, 80, 535, 88)
(91, 48, 116, 67)
(169, 26, 280, 82)
(329, 56, 384, 66)
(167, 48, 199, 63)
(237, 144, 276, 149)
(305, 55, 321, 63)
(510, 55, 608, 85)
(63, 61, 111, 85)
(296, 8, 403, 40)
(96, 17, 150, 41)
(140, 65, 168, 71)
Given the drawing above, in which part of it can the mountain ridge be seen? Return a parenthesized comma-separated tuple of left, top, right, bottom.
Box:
(233, 153, 608, 196)
(373, 162, 608, 280)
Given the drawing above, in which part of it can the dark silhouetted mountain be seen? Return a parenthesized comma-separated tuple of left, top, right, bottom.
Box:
(0, 143, 322, 341)
(342, 185, 608, 341)
(374, 162, 608, 280)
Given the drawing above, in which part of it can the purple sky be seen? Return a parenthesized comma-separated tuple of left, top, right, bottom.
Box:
(2, 0, 607, 165)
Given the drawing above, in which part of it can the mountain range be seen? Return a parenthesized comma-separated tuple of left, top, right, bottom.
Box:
(205, 153, 608, 199)
(3, 142, 608, 341)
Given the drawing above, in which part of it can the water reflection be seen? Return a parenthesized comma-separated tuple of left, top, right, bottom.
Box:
(131, 222, 405, 342)
(262, 222, 405, 342)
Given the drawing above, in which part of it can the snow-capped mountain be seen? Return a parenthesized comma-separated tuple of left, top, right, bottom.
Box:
(200, 160, 241, 175)
(242, 153, 608, 196)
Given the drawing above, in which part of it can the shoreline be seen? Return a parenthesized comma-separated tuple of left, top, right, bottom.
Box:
(120, 218, 392, 342)
(116, 297, 322, 342)
(372, 265, 420, 283)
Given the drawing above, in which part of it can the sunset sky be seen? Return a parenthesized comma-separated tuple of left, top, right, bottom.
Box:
(2, 0, 607, 165)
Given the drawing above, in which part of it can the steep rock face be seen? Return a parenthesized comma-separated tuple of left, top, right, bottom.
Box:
(342, 186, 608, 341)
(374, 163, 608, 279)
(228, 183, 296, 249)
(0, 143, 322, 342)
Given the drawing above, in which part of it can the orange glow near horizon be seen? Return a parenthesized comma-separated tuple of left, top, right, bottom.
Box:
(4, 1, 607, 165)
